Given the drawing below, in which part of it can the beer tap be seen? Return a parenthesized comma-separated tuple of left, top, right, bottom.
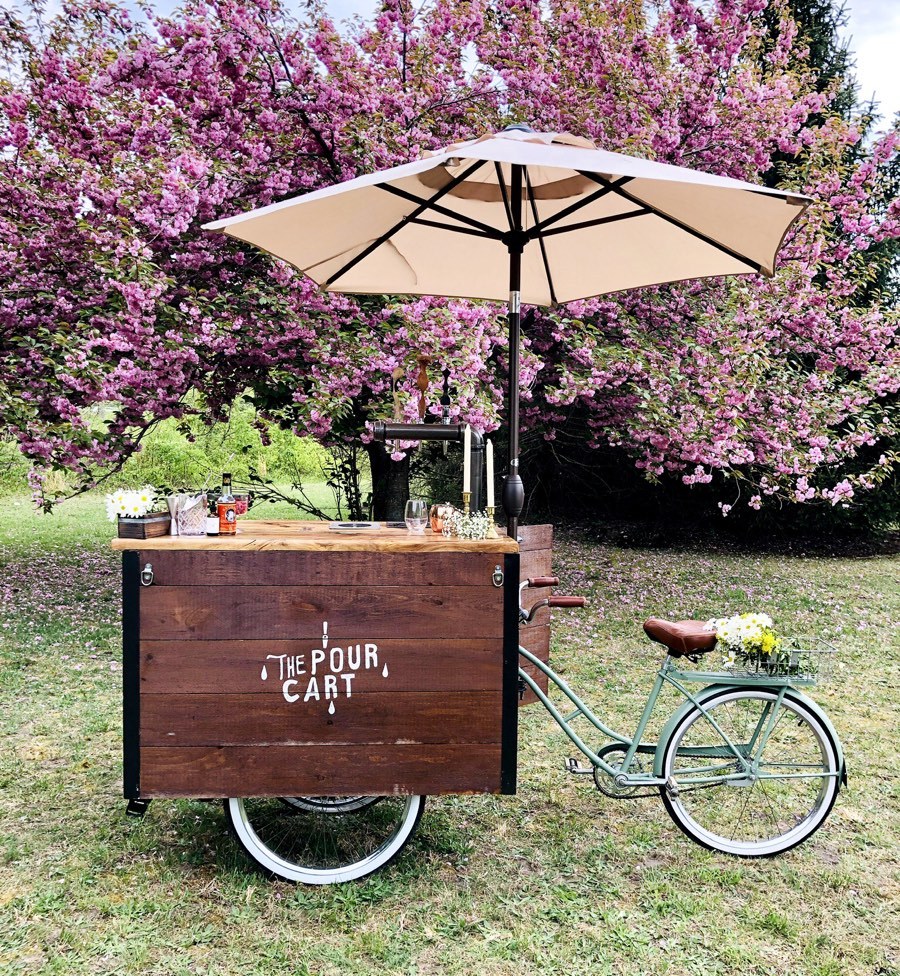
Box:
(415, 355, 431, 422)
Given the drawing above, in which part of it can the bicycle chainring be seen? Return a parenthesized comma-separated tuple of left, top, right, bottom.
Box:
(593, 743, 654, 799)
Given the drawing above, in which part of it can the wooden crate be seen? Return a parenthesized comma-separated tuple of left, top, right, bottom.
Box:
(117, 513, 171, 539)
(122, 543, 519, 798)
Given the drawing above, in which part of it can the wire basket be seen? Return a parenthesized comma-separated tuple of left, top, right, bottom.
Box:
(718, 637, 837, 684)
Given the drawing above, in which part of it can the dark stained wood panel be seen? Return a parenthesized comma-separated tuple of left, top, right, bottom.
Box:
(140, 743, 503, 796)
(139, 585, 502, 641)
(519, 623, 550, 659)
(514, 525, 553, 705)
(140, 639, 504, 695)
(138, 550, 505, 588)
(141, 691, 501, 747)
(507, 524, 553, 552)
(123, 529, 521, 797)
(519, 550, 551, 584)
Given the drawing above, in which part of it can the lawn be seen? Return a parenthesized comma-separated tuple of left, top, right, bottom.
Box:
(0, 496, 897, 975)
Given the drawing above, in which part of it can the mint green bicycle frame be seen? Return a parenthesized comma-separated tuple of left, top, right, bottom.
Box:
(517, 645, 844, 789)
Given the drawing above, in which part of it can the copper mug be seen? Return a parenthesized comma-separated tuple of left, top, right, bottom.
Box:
(429, 502, 456, 533)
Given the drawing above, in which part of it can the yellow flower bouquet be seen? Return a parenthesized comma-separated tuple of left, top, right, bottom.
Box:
(706, 612, 788, 673)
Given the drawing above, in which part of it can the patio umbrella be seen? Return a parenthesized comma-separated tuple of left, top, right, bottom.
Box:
(203, 125, 810, 537)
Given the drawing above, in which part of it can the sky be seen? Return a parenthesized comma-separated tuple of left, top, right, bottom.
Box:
(844, 0, 900, 120)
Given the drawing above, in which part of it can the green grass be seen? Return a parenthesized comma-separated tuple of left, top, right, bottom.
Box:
(1, 499, 898, 975)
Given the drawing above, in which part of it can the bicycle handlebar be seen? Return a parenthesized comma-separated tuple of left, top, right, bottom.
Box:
(520, 593, 587, 623)
(526, 576, 559, 588)
(547, 596, 586, 609)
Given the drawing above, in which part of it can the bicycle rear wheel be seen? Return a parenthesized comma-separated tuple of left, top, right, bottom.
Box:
(660, 688, 840, 857)
(225, 795, 424, 884)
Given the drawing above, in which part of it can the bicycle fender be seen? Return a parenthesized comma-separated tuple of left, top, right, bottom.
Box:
(653, 684, 846, 786)
(789, 689, 847, 787)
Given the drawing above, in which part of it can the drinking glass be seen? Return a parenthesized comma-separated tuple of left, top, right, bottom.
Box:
(404, 499, 428, 534)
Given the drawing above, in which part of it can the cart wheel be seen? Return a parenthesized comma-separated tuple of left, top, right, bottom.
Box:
(224, 795, 425, 884)
(279, 796, 382, 814)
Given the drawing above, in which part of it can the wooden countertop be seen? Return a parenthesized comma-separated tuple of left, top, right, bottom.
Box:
(111, 519, 519, 553)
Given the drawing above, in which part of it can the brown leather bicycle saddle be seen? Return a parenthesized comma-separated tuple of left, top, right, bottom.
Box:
(643, 618, 717, 657)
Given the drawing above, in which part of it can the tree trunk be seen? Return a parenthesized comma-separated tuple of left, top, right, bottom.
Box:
(366, 443, 410, 521)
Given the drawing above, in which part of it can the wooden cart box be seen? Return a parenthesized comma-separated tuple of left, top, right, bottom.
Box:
(115, 523, 520, 799)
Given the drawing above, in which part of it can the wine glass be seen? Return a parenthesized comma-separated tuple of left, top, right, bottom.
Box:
(404, 499, 428, 533)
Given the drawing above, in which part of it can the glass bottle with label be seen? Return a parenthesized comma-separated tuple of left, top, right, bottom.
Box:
(206, 495, 220, 535)
(217, 473, 237, 535)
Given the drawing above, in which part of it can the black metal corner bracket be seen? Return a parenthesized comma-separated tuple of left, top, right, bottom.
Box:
(122, 551, 141, 801)
(500, 550, 521, 794)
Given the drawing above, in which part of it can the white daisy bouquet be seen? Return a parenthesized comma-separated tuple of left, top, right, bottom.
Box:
(105, 486, 159, 521)
(706, 612, 785, 670)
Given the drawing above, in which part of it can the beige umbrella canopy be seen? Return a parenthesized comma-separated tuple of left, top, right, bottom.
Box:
(204, 125, 810, 534)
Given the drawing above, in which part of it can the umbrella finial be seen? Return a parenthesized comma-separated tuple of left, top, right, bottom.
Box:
(502, 123, 535, 133)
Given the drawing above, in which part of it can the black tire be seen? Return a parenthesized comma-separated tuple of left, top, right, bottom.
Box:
(659, 688, 840, 857)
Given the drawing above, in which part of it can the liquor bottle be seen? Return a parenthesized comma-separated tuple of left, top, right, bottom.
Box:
(217, 473, 237, 535)
(206, 495, 220, 536)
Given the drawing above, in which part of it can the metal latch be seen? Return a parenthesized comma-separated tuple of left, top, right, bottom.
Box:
(492, 565, 504, 587)
(140, 563, 154, 586)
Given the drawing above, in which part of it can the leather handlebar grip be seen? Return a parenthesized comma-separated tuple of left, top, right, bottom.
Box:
(547, 596, 586, 608)
(527, 576, 559, 588)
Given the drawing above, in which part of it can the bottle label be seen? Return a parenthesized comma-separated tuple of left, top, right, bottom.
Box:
(218, 503, 237, 534)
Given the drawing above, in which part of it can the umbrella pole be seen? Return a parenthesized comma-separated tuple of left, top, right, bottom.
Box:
(502, 164, 525, 541)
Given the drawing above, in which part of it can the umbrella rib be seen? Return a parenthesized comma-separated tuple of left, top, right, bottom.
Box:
(528, 177, 634, 237)
(578, 171, 765, 274)
(324, 158, 489, 286)
(377, 184, 503, 238)
(411, 216, 498, 238)
(525, 169, 558, 305)
(539, 208, 652, 237)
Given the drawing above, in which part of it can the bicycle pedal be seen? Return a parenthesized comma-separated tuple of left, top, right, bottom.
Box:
(565, 758, 594, 776)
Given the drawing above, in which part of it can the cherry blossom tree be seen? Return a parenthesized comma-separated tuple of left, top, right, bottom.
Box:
(0, 0, 896, 520)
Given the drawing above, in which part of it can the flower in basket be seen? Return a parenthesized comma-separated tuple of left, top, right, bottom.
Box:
(106, 486, 158, 521)
(706, 612, 783, 669)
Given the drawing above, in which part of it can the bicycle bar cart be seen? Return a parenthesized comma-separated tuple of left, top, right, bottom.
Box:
(114, 521, 553, 881)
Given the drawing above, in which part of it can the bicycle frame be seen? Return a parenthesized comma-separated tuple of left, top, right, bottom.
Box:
(518, 645, 833, 789)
